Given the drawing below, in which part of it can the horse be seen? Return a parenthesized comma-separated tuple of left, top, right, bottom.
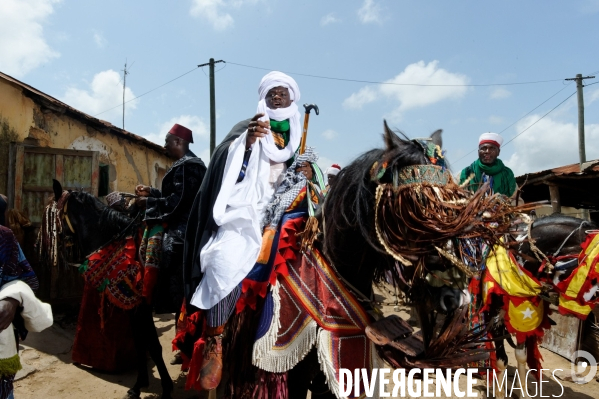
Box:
(219, 122, 513, 399)
(487, 214, 598, 399)
(51, 180, 173, 399)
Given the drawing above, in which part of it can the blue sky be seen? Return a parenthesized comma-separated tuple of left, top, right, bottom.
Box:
(1, 0, 599, 176)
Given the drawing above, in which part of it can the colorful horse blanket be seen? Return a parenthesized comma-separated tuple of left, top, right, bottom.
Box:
(79, 236, 143, 323)
(248, 214, 383, 399)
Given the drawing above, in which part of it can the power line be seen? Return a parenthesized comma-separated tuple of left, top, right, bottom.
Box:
(93, 66, 201, 118)
(452, 86, 576, 166)
(225, 61, 566, 87)
(501, 91, 576, 147)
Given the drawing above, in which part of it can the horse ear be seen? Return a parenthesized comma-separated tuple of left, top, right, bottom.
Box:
(53, 179, 63, 202)
(383, 120, 404, 151)
(430, 129, 443, 148)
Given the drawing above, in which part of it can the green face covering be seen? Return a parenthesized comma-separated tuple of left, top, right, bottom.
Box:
(459, 158, 516, 197)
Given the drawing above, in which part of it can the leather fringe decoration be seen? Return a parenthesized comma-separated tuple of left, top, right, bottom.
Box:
(299, 216, 319, 252)
(374, 165, 537, 268)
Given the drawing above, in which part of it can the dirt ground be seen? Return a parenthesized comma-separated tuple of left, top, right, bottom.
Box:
(12, 301, 599, 399)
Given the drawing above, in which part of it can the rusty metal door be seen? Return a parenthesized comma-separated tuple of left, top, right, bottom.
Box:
(8, 144, 99, 302)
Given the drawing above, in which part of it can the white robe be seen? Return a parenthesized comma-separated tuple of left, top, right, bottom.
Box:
(190, 131, 285, 309)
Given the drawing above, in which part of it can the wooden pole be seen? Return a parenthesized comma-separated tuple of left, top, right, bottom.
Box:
(209, 58, 216, 157)
(576, 74, 586, 169)
(548, 184, 561, 214)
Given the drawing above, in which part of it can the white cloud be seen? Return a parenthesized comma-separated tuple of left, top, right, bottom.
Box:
(589, 88, 599, 106)
(62, 70, 138, 124)
(156, 115, 209, 141)
(343, 86, 377, 109)
(190, 0, 262, 30)
(380, 61, 469, 111)
(93, 32, 107, 48)
(321, 13, 340, 26)
(505, 116, 599, 176)
(489, 115, 504, 125)
(490, 87, 512, 100)
(317, 155, 336, 175)
(344, 61, 468, 116)
(0, 0, 60, 77)
(190, 0, 234, 30)
(358, 0, 382, 24)
(322, 129, 338, 140)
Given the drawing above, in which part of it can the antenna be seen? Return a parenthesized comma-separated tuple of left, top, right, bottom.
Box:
(121, 60, 134, 130)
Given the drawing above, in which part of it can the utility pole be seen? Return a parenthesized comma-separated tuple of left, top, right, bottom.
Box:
(122, 61, 129, 130)
(121, 60, 134, 130)
(565, 73, 595, 169)
(565, 73, 595, 222)
(198, 58, 224, 156)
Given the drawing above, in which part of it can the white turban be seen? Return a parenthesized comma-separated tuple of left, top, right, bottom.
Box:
(479, 132, 503, 148)
(256, 71, 301, 163)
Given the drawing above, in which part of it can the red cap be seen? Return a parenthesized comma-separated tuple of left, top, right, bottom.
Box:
(168, 123, 193, 143)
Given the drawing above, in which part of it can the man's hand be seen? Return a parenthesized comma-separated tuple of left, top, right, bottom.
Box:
(296, 162, 313, 181)
(246, 113, 270, 149)
(135, 185, 152, 197)
(0, 298, 19, 332)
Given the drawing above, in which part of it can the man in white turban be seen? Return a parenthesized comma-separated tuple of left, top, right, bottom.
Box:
(186, 71, 324, 390)
(459, 132, 516, 196)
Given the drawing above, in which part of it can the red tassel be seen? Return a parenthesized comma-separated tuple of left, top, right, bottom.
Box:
(186, 337, 206, 391)
(252, 369, 288, 399)
(526, 335, 544, 382)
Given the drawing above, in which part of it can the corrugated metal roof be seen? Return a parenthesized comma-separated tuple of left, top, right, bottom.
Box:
(517, 159, 599, 182)
(0, 71, 170, 156)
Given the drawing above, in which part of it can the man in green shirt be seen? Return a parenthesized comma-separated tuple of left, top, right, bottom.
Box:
(459, 132, 517, 197)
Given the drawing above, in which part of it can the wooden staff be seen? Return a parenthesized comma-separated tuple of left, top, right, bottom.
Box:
(299, 103, 319, 155)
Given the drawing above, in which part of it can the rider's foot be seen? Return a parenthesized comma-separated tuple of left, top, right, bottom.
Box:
(199, 325, 224, 390)
(170, 350, 183, 365)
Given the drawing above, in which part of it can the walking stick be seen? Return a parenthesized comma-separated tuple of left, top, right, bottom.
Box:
(299, 104, 319, 155)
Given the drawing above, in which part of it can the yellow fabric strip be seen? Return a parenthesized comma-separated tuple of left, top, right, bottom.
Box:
(559, 296, 592, 318)
(565, 233, 599, 299)
(486, 244, 542, 297)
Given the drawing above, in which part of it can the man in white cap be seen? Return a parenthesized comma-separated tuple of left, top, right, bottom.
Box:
(183, 71, 324, 390)
(459, 132, 516, 196)
(325, 164, 341, 190)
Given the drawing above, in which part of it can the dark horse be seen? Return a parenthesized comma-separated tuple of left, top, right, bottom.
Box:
(224, 123, 491, 399)
(52, 180, 173, 399)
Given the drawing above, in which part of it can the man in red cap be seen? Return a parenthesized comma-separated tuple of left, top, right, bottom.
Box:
(135, 123, 206, 362)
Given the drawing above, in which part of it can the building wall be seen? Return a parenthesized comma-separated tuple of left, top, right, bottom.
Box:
(0, 77, 171, 197)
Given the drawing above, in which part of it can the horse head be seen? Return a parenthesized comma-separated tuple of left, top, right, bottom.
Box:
(52, 179, 135, 256)
(322, 122, 445, 310)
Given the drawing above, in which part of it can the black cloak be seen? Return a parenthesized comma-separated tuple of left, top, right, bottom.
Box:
(182, 119, 251, 306)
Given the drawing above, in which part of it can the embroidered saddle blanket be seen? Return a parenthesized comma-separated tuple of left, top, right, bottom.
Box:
(248, 215, 383, 399)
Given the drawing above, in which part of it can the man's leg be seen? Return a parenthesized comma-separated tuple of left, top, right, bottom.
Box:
(167, 242, 184, 364)
(199, 286, 241, 390)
